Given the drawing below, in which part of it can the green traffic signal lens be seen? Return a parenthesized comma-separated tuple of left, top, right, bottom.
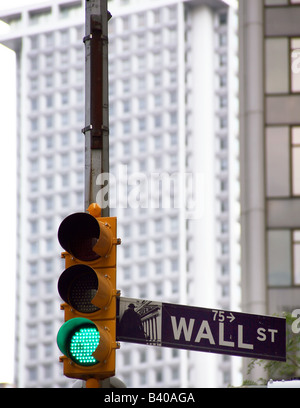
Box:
(69, 324, 100, 366)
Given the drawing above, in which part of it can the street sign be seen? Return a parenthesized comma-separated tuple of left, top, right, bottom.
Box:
(116, 297, 286, 361)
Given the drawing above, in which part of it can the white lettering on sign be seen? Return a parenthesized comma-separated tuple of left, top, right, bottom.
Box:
(238, 325, 254, 350)
(257, 328, 278, 343)
(170, 316, 279, 351)
(170, 316, 281, 351)
(170, 316, 195, 341)
(194, 320, 215, 344)
(212, 310, 235, 323)
(171, 316, 252, 349)
(219, 323, 234, 347)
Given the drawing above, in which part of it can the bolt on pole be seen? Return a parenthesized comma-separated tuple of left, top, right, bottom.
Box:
(83, 0, 111, 216)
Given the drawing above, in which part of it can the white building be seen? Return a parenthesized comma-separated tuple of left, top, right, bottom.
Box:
(0, 0, 240, 388)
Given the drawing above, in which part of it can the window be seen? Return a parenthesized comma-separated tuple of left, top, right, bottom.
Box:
(293, 231, 300, 285)
(44, 343, 53, 357)
(45, 74, 53, 88)
(30, 56, 39, 71)
(155, 262, 162, 275)
(43, 364, 53, 380)
(219, 33, 227, 46)
(30, 76, 38, 91)
(219, 12, 227, 26)
(139, 349, 146, 363)
(28, 367, 38, 382)
(265, 38, 289, 94)
(44, 300, 53, 315)
(45, 259, 53, 273)
(138, 264, 147, 277)
(291, 38, 300, 92)
(268, 230, 292, 286)
(155, 369, 163, 383)
(123, 351, 131, 366)
(30, 283, 38, 297)
(45, 54, 53, 68)
(30, 220, 38, 234)
(139, 371, 147, 386)
(139, 242, 148, 257)
(266, 126, 300, 197)
(29, 262, 38, 275)
(45, 33, 54, 47)
(123, 100, 131, 113)
(45, 115, 53, 129)
(292, 127, 300, 195)
(45, 95, 53, 108)
(172, 367, 180, 380)
(28, 346, 37, 360)
(61, 153, 69, 167)
(30, 36, 39, 49)
(171, 258, 178, 272)
(31, 118, 39, 131)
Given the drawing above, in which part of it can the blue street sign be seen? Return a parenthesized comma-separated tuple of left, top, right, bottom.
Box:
(117, 297, 286, 361)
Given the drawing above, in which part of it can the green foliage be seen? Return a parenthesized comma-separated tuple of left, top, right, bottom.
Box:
(246, 313, 300, 384)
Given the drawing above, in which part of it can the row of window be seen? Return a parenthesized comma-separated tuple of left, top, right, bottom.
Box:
(29, 193, 82, 215)
(27, 279, 55, 298)
(29, 259, 55, 276)
(110, 132, 177, 155)
(109, 91, 177, 117)
(121, 238, 179, 259)
(109, 48, 177, 73)
(29, 177, 84, 197)
(121, 258, 179, 281)
(30, 109, 83, 132)
(29, 68, 83, 92)
(108, 72, 178, 99)
(109, 110, 178, 136)
(30, 88, 84, 112)
(120, 216, 178, 236)
(29, 155, 84, 174)
(29, 47, 83, 72)
(26, 363, 66, 387)
(120, 365, 180, 388)
(29, 131, 83, 153)
(121, 279, 180, 302)
(108, 6, 177, 34)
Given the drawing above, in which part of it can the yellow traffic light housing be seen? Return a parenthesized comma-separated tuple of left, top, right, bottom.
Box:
(56, 204, 120, 382)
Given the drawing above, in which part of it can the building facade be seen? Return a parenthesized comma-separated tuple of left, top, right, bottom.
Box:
(239, 0, 300, 380)
(0, 0, 240, 388)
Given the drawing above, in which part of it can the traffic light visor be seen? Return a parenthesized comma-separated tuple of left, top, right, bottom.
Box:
(58, 264, 113, 312)
(58, 212, 113, 261)
(58, 265, 99, 313)
(58, 213, 100, 261)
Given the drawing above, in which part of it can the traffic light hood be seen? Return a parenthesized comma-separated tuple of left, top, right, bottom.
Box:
(58, 264, 113, 313)
(58, 212, 113, 261)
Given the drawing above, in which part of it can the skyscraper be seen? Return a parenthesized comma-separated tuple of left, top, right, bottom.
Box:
(0, 0, 240, 388)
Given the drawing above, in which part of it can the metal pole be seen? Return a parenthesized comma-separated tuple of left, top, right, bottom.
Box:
(83, 0, 110, 216)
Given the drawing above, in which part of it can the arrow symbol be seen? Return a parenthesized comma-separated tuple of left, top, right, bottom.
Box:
(227, 313, 235, 323)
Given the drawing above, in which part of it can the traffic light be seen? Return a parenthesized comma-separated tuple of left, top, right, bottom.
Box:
(56, 203, 120, 385)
